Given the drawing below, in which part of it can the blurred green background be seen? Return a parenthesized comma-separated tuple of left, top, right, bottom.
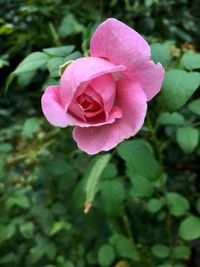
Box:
(0, 0, 200, 266)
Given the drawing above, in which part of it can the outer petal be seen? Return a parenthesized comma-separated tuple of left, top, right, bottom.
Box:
(90, 18, 150, 67)
(41, 85, 122, 128)
(41, 86, 73, 127)
(134, 60, 165, 101)
(60, 56, 125, 110)
(73, 79, 147, 154)
(90, 18, 164, 101)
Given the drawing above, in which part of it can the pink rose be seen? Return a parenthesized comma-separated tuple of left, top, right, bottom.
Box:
(41, 18, 164, 154)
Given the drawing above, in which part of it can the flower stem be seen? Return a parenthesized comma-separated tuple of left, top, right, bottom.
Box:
(100, 0, 104, 22)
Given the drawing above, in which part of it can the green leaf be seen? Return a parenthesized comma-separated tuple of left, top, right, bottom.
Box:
(14, 52, 48, 74)
(19, 222, 34, 239)
(179, 216, 200, 241)
(176, 127, 199, 153)
(129, 174, 154, 198)
(0, 224, 16, 243)
(58, 14, 84, 38)
(151, 244, 170, 259)
(196, 198, 200, 214)
(47, 57, 64, 78)
(45, 243, 56, 260)
(17, 71, 36, 88)
(117, 140, 161, 181)
(5, 72, 15, 94)
(188, 98, 200, 115)
(59, 60, 74, 76)
(98, 244, 115, 266)
(48, 220, 71, 236)
(158, 112, 185, 125)
(181, 52, 200, 71)
(100, 180, 125, 216)
(109, 234, 140, 261)
(22, 117, 41, 138)
(64, 51, 82, 61)
(173, 245, 190, 259)
(161, 70, 200, 111)
(85, 154, 111, 209)
(5, 194, 30, 210)
(147, 198, 164, 213)
(43, 45, 75, 57)
(166, 192, 189, 217)
(151, 43, 169, 66)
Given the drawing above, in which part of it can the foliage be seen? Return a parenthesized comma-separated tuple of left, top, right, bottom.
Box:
(0, 0, 200, 267)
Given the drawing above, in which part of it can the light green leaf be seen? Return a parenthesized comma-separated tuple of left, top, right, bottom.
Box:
(176, 127, 199, 154)
(47, 57, 64, 78)
(98, 244, 115, 266)
(188, 98, 200, 115)
(58, 14, 84, 38)
(166, 192, 189, 217)
(5, 72, 15, 94)
(43, 45, 75, 57)
(14, 52, 48, 74)
(151, 244, 170, 259)
(161, 70, 200, 111)
(5, 194, 30, 210)
(117, 140, 161, 181)
(85, 154, 111, 209)
(179, 216, 200, 241)
(147, 198, 164, 213)
(22, 117, 41, 138)
(158, 112, 185, 125)
(151, 43, 169, 66)
(181, 52, 200, 71)
(48, 220, 71, 236)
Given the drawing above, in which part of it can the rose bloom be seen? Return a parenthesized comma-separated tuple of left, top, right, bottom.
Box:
(41, 18, 164, 154)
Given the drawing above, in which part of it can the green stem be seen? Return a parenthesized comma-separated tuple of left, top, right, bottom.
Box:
(191, 121, 200, 128)
(100, 0, 104, 22)
(49, 22, 61, 46)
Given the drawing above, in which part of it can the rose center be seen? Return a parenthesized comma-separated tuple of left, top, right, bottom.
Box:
(68, 86, 104, 122)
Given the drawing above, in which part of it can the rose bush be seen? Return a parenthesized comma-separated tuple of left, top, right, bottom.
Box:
(41, 18, 164, 154)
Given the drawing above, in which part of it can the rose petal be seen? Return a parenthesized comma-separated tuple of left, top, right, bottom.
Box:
(42, 85, 122, 128)
(90, 18, 150, 72)
(41, 86, 75, 127)
(60, 56, 125, 110)
(90, 74, 116, 118)
(90, 18, 164, 101)
(134, 60, 165, 101)
(73, 79, 147, 154)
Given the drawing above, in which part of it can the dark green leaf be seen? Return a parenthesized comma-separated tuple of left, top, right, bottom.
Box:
(98, 244, 115, 266)
(151, 244, 170, 259)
